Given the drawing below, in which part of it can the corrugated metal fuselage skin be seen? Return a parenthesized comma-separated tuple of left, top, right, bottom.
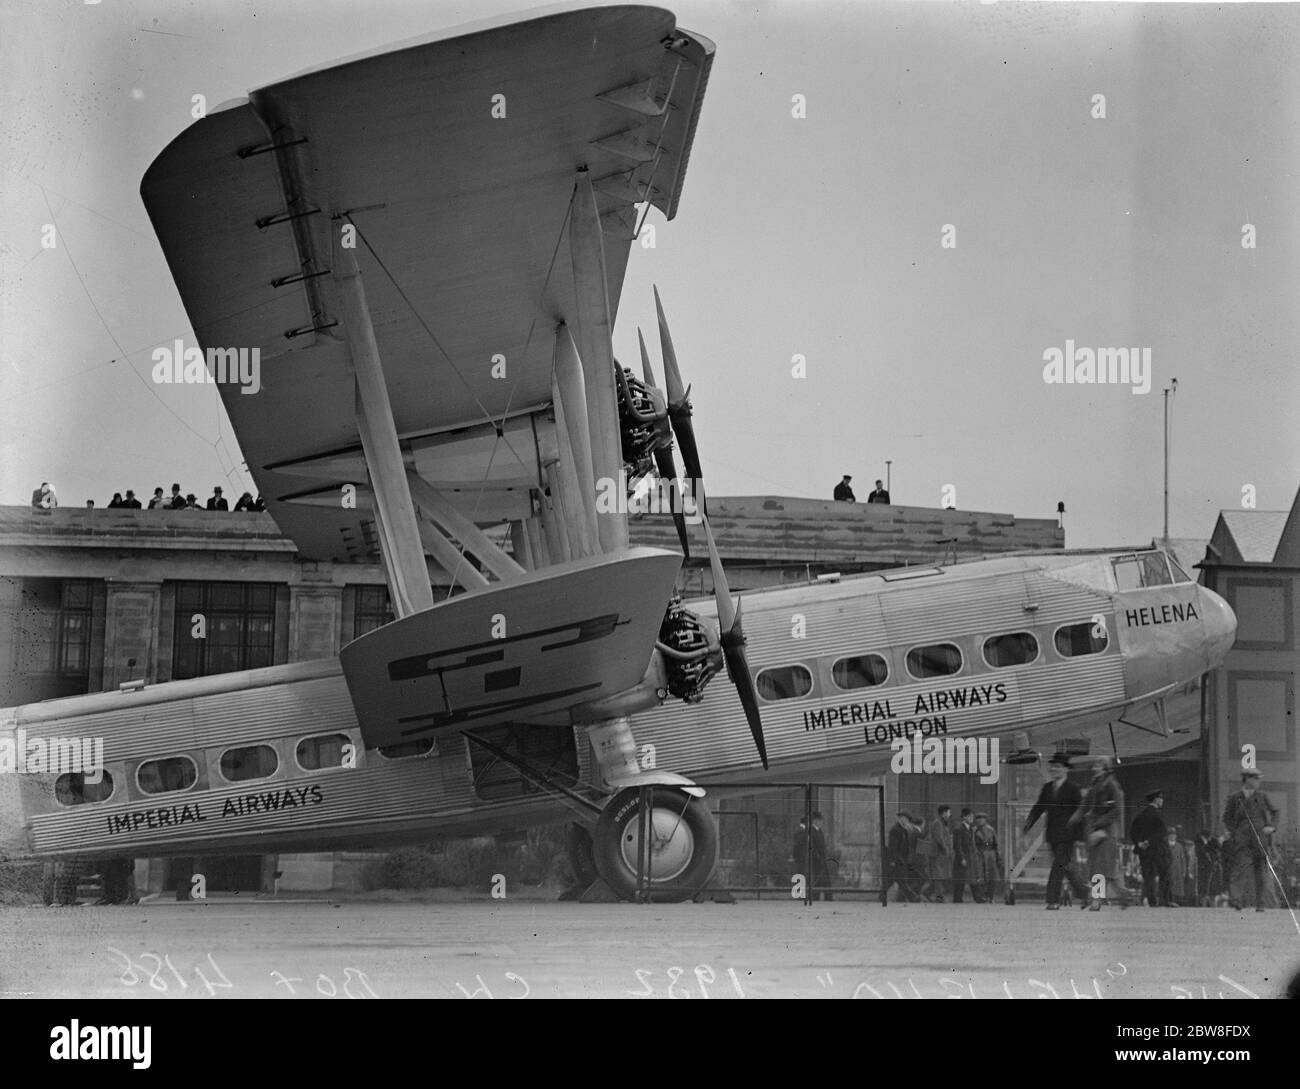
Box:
(1, 553, 1234, 861)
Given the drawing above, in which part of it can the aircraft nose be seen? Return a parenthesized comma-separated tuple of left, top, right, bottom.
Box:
(1199, 586, 1237, 667)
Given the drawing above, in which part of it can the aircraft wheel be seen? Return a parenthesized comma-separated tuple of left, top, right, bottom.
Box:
(592, 786, 718, 902)
(565, 823, 600, 888)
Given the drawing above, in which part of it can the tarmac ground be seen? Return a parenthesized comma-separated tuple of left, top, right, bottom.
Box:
(2, 895, 1297, 999)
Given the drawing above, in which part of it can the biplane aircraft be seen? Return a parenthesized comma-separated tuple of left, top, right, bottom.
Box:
(1, 6, 1237, 902)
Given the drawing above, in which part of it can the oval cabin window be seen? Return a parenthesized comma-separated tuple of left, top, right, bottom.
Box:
(296, 733, 354, 771)
(1054, 621, 1109, 657)
(378, 738, 436, 759)
(220, 744, 278, 783)
(756, 664, 813, 701)
(136, 756, 197, 795)
(983, 632, 1039, 668)
(55, 770, 114, 806)
(905, 643, 963, 679)
(831, 654, 888, 690)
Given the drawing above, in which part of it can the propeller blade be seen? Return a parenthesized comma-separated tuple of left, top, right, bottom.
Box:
(653, 286, 705, 490)
(653, 285, 687, 408)
(701, 512, 768, 769)
(653, 446, 691, 559)
(652, 286, 761, 762)
(639, 327, 689, 558)
(637, 327, 656, 388)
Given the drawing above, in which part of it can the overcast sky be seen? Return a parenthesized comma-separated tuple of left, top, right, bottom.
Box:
(2, 0, 1297, 548)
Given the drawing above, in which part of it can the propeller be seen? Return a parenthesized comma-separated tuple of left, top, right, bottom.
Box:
(637, 329, 690, 559)
(700, 512, 769, 769)
(650, 286, 768, 770)
(654, 286, 705, 494)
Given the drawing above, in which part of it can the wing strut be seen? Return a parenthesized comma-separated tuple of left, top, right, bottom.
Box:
(414, 518, 490, 592)
(405, 472, 525, 582)
(332, 227, 433, 616)
(551, 324, 601, 558)
(568, 169, 628, 552)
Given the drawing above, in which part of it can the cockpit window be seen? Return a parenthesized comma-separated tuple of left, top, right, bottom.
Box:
(1168, 556, 1194, 583)
(1112, 552, 1173, 591)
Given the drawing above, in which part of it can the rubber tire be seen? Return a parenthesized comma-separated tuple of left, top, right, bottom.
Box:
(592, 786, 718, 903)
(564, 823, 601, 889)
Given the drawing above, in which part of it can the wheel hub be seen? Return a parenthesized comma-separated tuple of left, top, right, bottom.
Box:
(619, 806, 696, 882)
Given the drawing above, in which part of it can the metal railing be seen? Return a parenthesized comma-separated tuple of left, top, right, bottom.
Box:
(626, 780, 885, 905)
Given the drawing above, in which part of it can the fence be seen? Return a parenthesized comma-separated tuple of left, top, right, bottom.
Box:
(626, 780, 884, 904)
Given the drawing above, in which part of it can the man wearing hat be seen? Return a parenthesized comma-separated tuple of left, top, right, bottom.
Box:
(833, 475, 855, 502)
(793, 811, 833, 901)
(880, 811, 923, 905)
(1023, 753, 1089, 909)
(1222, 771, 1279, 911)
(951, 807, 985, 903)
(1077, 755, 1130, 909)
(1130, 788, 1170, 907)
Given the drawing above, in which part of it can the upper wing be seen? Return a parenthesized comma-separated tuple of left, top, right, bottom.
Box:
(140, 5, 713, 561)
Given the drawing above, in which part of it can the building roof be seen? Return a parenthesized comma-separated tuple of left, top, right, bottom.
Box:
(1275, 486, 1300, 568)
(0, 506, 294, 550)
(1210, 510, 1290, 565)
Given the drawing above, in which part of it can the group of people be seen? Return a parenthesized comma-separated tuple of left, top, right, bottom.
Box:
(1125, 821, 1231, 908)
(32, 480, 265, 512)
(793, 758, 1283, 910)
(881, 806, 1002, 904)
(1023, 754, 1281, 911)
(132, 484, 263, 511)
(832, 475, 891, 504)
(35, 481, 267, 512)
(795, 806, 1005, 904)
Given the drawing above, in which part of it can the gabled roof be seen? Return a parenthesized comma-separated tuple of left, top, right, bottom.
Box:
(1209, 510, 1290, 565)
(1273, 486, 1300, 567)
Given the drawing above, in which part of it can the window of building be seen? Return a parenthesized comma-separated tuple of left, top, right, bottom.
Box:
(1054, 621, 1109, 657)
(219, 744, 278, 782)
(353, 586, 394, 639)
(905, 643, 963, 679)
(982, 632, 1039, 668)
(378, 738, 436, 759)
(137, 756, 197, 795)
(15, 578, 94, 681)
(54, 770, 114, 806)
(756, 664, 813, 701)
(171, 581, 276, 680)
(831, 654, 888, 690)
(296, 733, 353, 772)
